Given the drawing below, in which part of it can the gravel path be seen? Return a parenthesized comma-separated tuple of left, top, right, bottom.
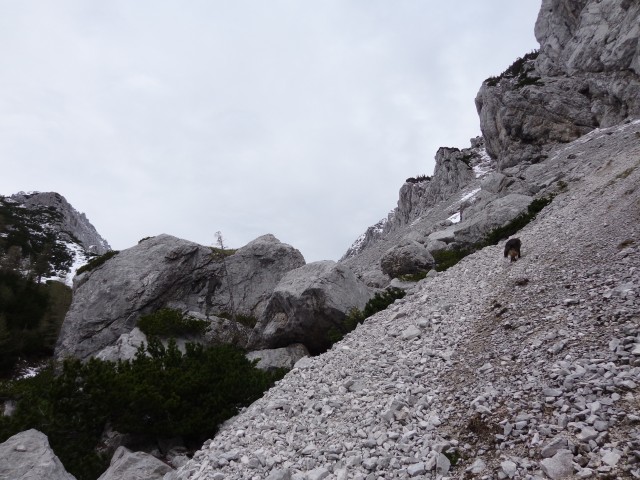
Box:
(171, 120, 640, 480)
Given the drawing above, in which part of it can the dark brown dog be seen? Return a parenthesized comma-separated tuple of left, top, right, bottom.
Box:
(504, 238, 521, 262)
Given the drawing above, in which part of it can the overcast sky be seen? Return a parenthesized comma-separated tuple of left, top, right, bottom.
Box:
(0, 1, 541, 262)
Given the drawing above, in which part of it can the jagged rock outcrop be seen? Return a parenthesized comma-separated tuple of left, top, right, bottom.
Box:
(250, 261, 373, 354)
(476, 0, 640, 168)
(9, 191, 110, 255)
(0, 429, 77, 480)
(55, 233, 306, 361)
(341, 138, 497, 285)
(98, 446, 173, 480)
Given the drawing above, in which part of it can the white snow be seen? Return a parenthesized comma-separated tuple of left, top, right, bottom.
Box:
(42, 240, 89, 287)
(460, 188, 481, 203)
(473, 148, 493, 178)
(447, 212, 461, 224)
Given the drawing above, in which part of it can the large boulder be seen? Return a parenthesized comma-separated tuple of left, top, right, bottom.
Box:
(213, 234, 306, 319)
(453, 193, 533, 245)
(55, 234, 304, 361)
(98, 446, 173, 480)
(250, 261, 372, 354)
(0, 429, 76, 480)
(380, 241, 435, 278)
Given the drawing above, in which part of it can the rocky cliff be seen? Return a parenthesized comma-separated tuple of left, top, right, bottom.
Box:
(476, 0, 640, 169)
(0, 191, 110, 285)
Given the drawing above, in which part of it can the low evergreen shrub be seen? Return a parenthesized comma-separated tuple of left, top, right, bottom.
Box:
(137, 308, 208, 337)
(76, 250, 119, 275)
(0, 339, 286, 480)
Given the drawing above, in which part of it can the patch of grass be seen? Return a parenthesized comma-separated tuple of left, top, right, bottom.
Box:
(432, 247, 473, 272)
(616, 166, 635, 179)
(398, 271, 429, 282)
(137, 308, 209, 337)
(556, 180, 568, 192)
(210, 247, 237, 258)
(618, 239, 635, 250)
(76, 250, 119, 275)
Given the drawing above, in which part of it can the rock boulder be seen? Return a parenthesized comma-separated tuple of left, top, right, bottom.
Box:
(0, 429, 76, 480)
(380, 241, 435, 278)
(250, 261, 372, 353)
(98, 446, 173, 480)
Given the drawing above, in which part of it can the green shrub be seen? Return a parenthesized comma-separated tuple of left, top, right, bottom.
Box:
(0, 340, 285, 480)
(485, 50, 540, 87)
(406, 175, 432, 183)
(76, 250, 119, 275)
(0, 272, 71, 376)
(398, 271, 429, 282)
(137, 308, 208, 337)
(432, 247, 473, 272)
(328, 287, 406, 343)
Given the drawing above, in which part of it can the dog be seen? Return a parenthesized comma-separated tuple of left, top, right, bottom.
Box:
(504, 238, 521, 262)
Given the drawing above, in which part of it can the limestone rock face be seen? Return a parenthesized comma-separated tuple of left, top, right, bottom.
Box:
(380, 241, 435, 278)
(212, 234, 306, 319)
(251, 261, 372, 353)
(476, 0, 640, 168)
(0, 429, 77, 480)
(55, 233, 305, 361)
(97, 446, 173, 480)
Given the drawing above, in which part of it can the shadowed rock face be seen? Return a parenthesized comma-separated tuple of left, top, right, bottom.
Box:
(55, 233, 305, 361)
(250, 261, 372, 354)
(476, 0, 640, 169)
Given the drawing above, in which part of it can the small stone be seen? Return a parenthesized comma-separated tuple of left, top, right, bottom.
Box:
(543, 388, 563, 397)
(407, 462, 426, 477)
(401, 325, 422, 340)
(501, 460, 517, 477)
(601, 450, 622, 467)
(266, 469, 292, 480)
(466, 458, 487, 474)
(436, 453, 451, 475)
(540, 450, 574, 479)
(576, 427, 598, 442)
(306, 467, 330, 480)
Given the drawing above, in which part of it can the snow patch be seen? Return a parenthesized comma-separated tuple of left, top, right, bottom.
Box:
(447, 212, 461, 224)
(460, 188, 481, 203)
(473, 148, 493, 178)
